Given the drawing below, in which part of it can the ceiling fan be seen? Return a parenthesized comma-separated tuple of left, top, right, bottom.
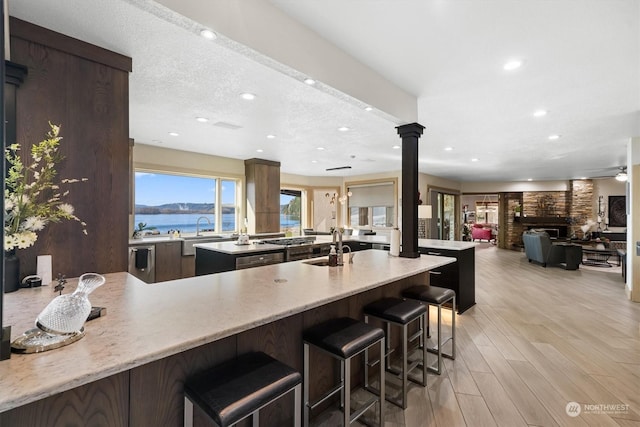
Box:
(589, 166, 627, 181)
(614, 166, 628, 182)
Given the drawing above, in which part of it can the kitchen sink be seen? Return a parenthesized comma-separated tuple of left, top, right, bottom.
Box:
(303, 258, 331, 267)
(182, 235, 226, 256)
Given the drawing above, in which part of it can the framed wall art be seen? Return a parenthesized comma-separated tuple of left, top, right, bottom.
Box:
(608, 195, 626, 227)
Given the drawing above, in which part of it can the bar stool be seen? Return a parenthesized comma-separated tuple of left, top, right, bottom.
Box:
(402, 285, 456, 375)
(184, 352, 302, 427)
(363, 297, 428, 409)
(303, 317, 385, 426)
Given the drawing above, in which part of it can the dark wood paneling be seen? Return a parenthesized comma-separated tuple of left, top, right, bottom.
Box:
(10, 18, 132, 72)
(237, 316, 304, 427)
(10, 21, 130, 279)
(155, 241, 182, 282)
(0, 372, 129, 427)
(245, 159, 281, 233)
(129, 336, 236, 427)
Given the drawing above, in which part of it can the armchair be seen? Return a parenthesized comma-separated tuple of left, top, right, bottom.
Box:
(522, 230, 581, 270)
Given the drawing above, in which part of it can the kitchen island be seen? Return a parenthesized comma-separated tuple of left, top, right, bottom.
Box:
(0, 250, 454, 426)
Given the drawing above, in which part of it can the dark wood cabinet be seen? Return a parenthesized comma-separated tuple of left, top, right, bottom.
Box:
(155, 241, 182, 282)
(245, 159, 281, 233)
(344, 241, 373, 252)
(418, 246, 475, 313)
(195, 248, 284, 275)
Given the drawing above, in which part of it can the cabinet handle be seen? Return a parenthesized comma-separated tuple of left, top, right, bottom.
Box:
(428, 271, 442, 275)
(427, 251, 442, 256)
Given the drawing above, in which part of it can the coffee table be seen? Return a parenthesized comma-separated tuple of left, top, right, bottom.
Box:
(582, 247, 619, 267)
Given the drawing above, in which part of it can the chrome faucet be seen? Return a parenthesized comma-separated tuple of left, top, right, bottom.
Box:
(342, 244, 354, 264)
(196, 216, 211, 236)
(332, 229, 344, 266)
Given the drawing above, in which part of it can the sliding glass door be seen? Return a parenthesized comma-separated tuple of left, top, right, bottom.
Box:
(429, 190, 458, 240)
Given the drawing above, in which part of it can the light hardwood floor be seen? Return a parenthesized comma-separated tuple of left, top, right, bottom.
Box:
(316, 244, 640, 427)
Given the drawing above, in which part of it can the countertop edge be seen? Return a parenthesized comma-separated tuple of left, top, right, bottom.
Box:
(0, 252, 456, 412)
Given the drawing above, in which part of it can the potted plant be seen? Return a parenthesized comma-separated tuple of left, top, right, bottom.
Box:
(514, 205, 522, 217)
(132, 222, 156, 239)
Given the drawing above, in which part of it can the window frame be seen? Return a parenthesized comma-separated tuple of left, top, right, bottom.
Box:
(345, 178, 398, 230)
(133, 168, 241, 234)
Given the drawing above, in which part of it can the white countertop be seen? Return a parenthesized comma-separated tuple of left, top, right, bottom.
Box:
(194, 241, 285, 254)
(315, 235, 477, 251)
(0, 250, 455, 412)
(418, 239, 478, 251)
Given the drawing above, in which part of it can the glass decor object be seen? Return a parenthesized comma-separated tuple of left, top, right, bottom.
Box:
(36, 273, 106, 334)
(11, 273, 105, 354)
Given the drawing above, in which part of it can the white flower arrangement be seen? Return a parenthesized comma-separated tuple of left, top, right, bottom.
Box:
(4, 122, 87, 251)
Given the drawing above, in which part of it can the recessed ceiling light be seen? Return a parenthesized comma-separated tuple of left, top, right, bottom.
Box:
(533, 110, 547, 117)
(317, 147, 325, 151)
(471, 158, 479, 162)
(580, 177, 587, 180)
(364, 106, 373, 112)
(266, 134, 276, 139)
(304, 78, 316, 85)
(256, 149, 264, 153)
(200, 29, 217, 40)
(196, 117, 209, 123)
(311, 160, 318, 163)
(168, 132, 179, 136)
(503, 60, 523, 71)
(444, 147, 453, 151)
(240, 93, 256, 100)
(338, 126, 350, 132)
(548, 134, 561, 140)
(527, 178, 533, 181)
(392, 145, 401, 149)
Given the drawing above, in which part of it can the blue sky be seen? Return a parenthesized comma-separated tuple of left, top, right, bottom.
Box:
(135, 172, 236, 205)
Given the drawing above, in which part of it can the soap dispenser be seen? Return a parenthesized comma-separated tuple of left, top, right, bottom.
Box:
(328, 245, 338, 267)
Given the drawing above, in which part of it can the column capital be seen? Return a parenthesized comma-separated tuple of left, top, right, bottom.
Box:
(396, 122, 425, 139)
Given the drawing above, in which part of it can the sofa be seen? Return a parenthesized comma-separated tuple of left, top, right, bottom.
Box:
(471, 223, 493, 242)
(522, 230, 582, 270)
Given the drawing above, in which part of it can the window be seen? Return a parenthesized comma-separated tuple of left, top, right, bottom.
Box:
(280, 189, 301, 236)
(347, 181, 396, 228)
(134, 171, 239, 234)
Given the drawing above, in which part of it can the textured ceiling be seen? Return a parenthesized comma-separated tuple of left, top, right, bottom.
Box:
(10, 0, 640, 181)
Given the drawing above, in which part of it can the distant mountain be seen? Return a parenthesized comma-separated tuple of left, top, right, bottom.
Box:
(135, 203, 236, 214)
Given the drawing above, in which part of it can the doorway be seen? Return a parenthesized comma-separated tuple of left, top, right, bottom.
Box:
(429, 190, 459, 240)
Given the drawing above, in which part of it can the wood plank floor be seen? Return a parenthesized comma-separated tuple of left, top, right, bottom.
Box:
(314, 244, 640, 427)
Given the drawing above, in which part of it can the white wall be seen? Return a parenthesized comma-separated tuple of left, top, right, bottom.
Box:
(593, 178, 627, 232)
(134, 144, 245, 177)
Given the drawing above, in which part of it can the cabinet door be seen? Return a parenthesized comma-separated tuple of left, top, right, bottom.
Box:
(345, 241, 372, 252)
(254, 164, 281, 214)
(155, 241, 182, 282)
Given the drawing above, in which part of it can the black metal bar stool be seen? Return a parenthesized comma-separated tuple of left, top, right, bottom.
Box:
(363, 297, 428, 409)
(303, 317, 385, 426)
(184, 351, 302, 427)
(402, 285, 456, 375)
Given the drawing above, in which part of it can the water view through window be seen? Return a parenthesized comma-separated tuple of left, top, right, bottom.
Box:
(135, 172, 237, 234)
(280, 190, 301, 236)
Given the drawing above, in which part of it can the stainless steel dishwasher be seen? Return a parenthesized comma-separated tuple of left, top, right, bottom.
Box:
(128, 245, 155, 283)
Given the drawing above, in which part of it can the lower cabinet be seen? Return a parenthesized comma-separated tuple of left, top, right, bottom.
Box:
(195, 248, 285, 275)
(155, 241, 182, 282)
(418, 246, 475, 313)
(344, 241, 372, 252)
